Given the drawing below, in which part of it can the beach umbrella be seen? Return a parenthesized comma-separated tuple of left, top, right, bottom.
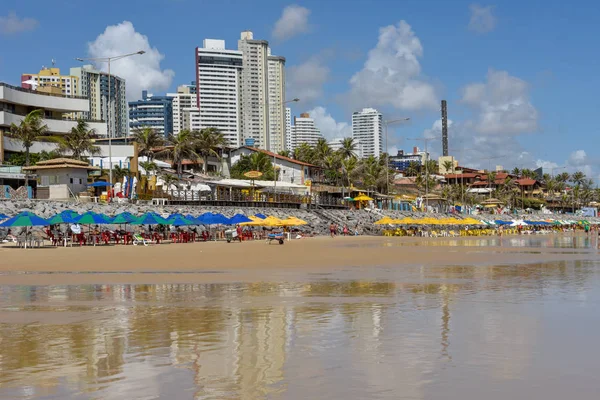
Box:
(111, 212, 137, 224)
(0, 211, 48, 227)
(0, 213, 9, 220)
(280, 216, 308, 226)
(254, 213, 267, 219)
(228, 214, 253, 225)
(374, 216, 396, 225)
(510, 220, 527, 227)
(240, 216, 263, 226)
(354, 193, 374, 201)
(168, 213, 184, 219)
(75, 212, 112, 225)
(87, 181, 113, 187)
(198, 213, 229, 225)
(48, 213, 78, 225)
(131, 212, 169, 225)
(167, 216, 194, 226)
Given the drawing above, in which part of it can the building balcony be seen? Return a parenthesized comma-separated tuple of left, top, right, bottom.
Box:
(0, 111, 107, 136)
(0, 82, 89, 113)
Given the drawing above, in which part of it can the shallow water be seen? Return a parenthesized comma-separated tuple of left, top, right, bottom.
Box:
(1, 237, 600, 399)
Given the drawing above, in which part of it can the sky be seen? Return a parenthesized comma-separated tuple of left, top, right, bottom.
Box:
(1, 0, 599, 180)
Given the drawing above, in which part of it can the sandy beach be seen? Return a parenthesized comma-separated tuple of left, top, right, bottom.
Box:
(1, 234, 596, 285)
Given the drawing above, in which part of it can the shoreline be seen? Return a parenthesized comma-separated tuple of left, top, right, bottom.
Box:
(1, 234, 597, 286)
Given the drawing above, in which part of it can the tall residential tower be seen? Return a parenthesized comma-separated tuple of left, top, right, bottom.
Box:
(352, 108, 383, 158)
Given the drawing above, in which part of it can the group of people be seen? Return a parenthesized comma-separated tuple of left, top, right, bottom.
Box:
(329, 223, 357, 237)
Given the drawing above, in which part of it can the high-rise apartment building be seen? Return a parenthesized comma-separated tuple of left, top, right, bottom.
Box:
(195, 39, 243, 147)
(267, 53, 286, 153)
(285, 107, 292, 151)
(352, 108, 383, 158)
(289, 113, 322, 150)
(21, 67, 79, 97)
(238, 31, 286, 151)
(70, 65, 128, 137)
(168, 83, 198, 135)
(128, 90, 173, 136)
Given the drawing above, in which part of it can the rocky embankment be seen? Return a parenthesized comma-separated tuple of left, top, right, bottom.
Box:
(1, 200, 597, 236)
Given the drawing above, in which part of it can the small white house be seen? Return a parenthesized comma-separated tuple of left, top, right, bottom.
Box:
(229, 147, 322, 185)
(23, 158, 99, 199)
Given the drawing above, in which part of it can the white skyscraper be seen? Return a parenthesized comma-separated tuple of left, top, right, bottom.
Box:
(169, 84, 197, 135)
(285, 107, 292, 151)
(290, 113, 322, 150)
(352, 108, 383, 158)
(267, 53, 286, 153)
(238, 31, 286, 151)
(195, 39, 243, 147)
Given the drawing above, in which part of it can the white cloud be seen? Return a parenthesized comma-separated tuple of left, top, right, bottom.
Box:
(307, 106, 351, 140)
(0, 12, 38, 35)
(87, 21, 175, 101)
(568, 150, 587, 166)
(345, 20, 438, 111)
(272, 5, 311, 41)
(286, 57, 329, 103)
(461, 69, 538, 135)
(468, 4, 497, 34)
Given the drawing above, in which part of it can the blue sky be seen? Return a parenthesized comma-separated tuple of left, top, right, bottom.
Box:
(1, 0, 599, 179)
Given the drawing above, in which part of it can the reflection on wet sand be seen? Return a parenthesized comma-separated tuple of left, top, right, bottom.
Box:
(0, 256, 599, 399)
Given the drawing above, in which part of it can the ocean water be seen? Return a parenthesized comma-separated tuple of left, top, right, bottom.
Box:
(0, 236, 599, 399)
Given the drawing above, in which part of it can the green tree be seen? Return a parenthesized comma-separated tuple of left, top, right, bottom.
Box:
(195, 127, 227, 174)
(57, 120, 100, 160)
(556, 172, 570, 183)
(405, 161, 421, 177)
(278, 150, 291, 158)
(112, 165, 130, 183)
(131, 127, 165, 161)
(313, 138, 333, 168)
(230, 152, 275, 180)
(511, 167, 521, 177)
(157, 130, 201, 177)
(161, 174, 179, 191)
(337, 137, 357, 160)
(139, 161, 158, 193)
(442, 160, 454, 174)
(293, 143, 314, 164)
(9, 109, 48, 168)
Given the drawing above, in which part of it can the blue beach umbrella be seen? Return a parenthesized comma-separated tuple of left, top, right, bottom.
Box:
(0, 213, 9, 220)
(0, 211, 48, 227)
(87, 181, 113, 187)
(228, 214, 253, 225)
(198, 213, 229, 225)
(255, 213, 267, 219)
(111, 212, 137, 224)
(48, 213, 78, 225)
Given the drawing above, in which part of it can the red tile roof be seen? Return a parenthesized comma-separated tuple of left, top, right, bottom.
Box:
(516, 178, 538, 186)
(242, 147, 318, 167)
(445, 173, 480, 179)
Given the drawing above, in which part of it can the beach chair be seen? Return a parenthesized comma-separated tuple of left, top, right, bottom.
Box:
(132, 233, 148, 246)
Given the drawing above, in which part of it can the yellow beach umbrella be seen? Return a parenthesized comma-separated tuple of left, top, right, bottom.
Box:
(375, 216, 396, 225)
(354, 193, 374, 201)
(286, 216, 307, 225)
(240, 215, 263, 226)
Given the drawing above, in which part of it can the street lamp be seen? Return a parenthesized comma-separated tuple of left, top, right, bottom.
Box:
(408, 136, 440, 210)
(384, 118, 410, 197)
(75, 50, 145, 193)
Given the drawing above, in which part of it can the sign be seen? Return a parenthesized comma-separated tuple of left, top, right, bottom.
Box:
(244, 170, 263, 179)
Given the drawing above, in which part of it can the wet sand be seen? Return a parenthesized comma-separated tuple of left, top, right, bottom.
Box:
(1, 235, 597, 285)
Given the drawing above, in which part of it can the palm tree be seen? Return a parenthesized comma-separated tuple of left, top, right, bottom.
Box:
(195, 127, 227, 174)
(511, 167, 521, 177)
(112, 165, 130, 183)
(9, 109, 48, 168)
(556, 172, 570, 183)
(278, 149, 291, 158)
(337, 137, 357, 160)
(294, 143, 314, 163)
(571, 171, 586, 186)
(161, 174, 179, 192)
(230, 152, 275, 180)
(442, 160, 454, 174)
(341, 157, 358, 188)
(405, 161, 421, 177)
(313, 138, 332, 168)
(131, 127, 165, 161)
(157, 130, 201, 177)
(58, 120, 100, 160)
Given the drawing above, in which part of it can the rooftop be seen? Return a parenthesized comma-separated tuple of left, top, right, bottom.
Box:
(22, 158, 99, 171)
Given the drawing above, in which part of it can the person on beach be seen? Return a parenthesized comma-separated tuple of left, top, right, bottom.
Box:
(330, 223, 336, 238)
(236, 224, 243, 242)
(343, 224, 349, 236)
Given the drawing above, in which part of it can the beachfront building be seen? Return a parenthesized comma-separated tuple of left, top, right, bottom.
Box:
(285, 107, 292, 151)
(195, 39, 243, 147)
(169, 83, 197, 135)
(21, 67, 79, 97)
(230, 146, 322, 185)
(0, 81, 108, 164)
(70, 65, 128, 137)
(267, 52, 286, 153)
(22, 158, 99, 199)
(389, 148, 428, 172)
(352, 108, 383, 158)
(128, 91, 173, 136)
(288, 113, 322, 151)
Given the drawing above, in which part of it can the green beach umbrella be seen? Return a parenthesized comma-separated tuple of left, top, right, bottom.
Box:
(0, 211, 48, 227)
(130, 213, 169, 225)
(75, 212, 112, 225)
